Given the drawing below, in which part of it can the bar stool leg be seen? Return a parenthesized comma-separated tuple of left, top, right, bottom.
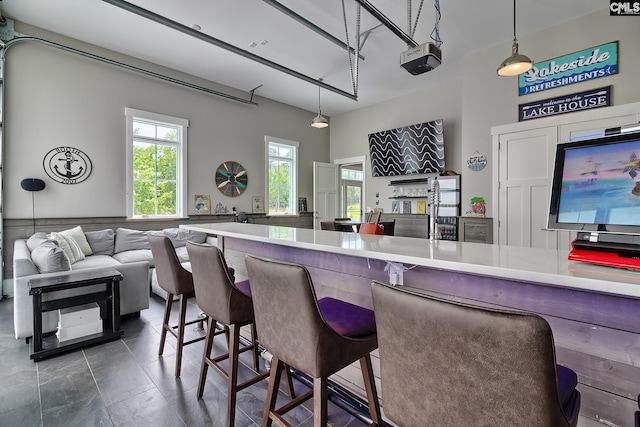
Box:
(313, 377, 329, 427)
(360, 354, 381, 426)
(282, 365, 296, 399)
(197, 316, 216, 398)
(227, 324, 241, 427)
(262, 357, 285, 427)
(250, 323, 260, 372)
(175, 294, 188, 377)
(159, 293, 174, 356)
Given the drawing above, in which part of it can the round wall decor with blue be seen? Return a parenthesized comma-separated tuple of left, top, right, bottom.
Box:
(467, 151, 487, 171)
(215, 161, 248, 197)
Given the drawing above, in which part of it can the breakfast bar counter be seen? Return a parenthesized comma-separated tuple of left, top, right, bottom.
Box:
(181, 222, 640, 427)
(181, 222, 640, 297)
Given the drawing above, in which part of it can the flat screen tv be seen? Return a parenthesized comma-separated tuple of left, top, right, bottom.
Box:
(547, 130, 640, 235)
(368, 119, 444, 177)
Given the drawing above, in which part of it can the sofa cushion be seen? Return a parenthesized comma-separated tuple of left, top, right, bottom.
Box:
(60, 226, 93, 256)
(31, 240, 72, 273)
(115, 228, 149, 253)
(48, 232, 85, 264)
(163, 228, 207, 248)
(72, 255, 122, 270)
(175, 246, 189, 263)
(112, 249, 154, 266)
(84, 229, 116, 256)
(26, 232, 49, 252)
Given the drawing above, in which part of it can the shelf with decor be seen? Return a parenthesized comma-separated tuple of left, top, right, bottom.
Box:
(388, 178, 431, 199)
(388, 196, 427, 200)
(387, 178, 429, 186)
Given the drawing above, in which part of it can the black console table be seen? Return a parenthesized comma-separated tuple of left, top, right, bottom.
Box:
(28, 268, 124, 361)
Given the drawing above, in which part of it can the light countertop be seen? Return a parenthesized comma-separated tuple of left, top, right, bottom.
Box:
(181, 223, 640, 298)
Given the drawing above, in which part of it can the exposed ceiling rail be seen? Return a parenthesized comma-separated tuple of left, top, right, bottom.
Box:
(0, 35, 259, 105)
(354, 0, 418, 48)
(341, 0, 361, 98)
(261, 0, 365, 61)
(102, 0, 358, 101)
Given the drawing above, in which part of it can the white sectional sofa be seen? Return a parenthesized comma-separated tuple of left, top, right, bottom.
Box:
(12, 226, 209, 340)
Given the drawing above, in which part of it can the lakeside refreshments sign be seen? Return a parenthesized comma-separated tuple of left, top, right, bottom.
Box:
(518, 42, 618, 96)
(518, 86, 611, 122)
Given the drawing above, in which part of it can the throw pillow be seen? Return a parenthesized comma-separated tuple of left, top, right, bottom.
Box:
(114, 228, 150, 253)
(48, 231, 85, 264)
(163, 228, 207, 247)
(60, 226, 93, 256)
(84, 229, 116, 256)
(31, 240, 71, 273)
(26, 232, 49, 252)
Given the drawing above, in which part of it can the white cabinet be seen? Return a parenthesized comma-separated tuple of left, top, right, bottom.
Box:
(491, 102, 640, 250)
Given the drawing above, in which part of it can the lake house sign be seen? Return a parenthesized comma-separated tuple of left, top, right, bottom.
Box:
(518, 86, 611, 122)
(518, 41, 618, 96)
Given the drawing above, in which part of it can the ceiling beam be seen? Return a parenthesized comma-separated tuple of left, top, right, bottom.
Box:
(102, 0, 358, 101)
(3, 36, 259, 106)
(261, 0, 365, 61)
(353, 0, 418, 48)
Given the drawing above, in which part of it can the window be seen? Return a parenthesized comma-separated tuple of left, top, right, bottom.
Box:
(266, 136, 298, 215)
(341, 166, 364, 221)
(125, 108, 188, 218)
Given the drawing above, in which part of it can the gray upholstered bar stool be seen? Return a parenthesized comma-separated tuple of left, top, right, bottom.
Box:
(245, 255, 382, 427)
(186, 242, 294, 427)
(371, 280, 581, 427)
(149, 235, 206, 377)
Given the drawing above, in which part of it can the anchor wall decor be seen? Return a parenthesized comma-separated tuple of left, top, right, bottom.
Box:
(43, 146, 93, 184)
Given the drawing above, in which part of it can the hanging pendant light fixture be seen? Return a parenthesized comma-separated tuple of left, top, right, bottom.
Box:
(310, 83, 329, 129)
(497, 0, 533, 77)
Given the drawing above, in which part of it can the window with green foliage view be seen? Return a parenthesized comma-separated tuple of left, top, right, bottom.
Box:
(132, 139, 178, 216)
(126, 108, 188, 219)
(267, 137, 298, 215)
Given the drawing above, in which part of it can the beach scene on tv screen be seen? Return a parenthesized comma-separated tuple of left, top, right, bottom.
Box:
(558, 139, 640, 226)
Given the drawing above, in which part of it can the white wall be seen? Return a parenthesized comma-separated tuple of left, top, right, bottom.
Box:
(6, 10, 640, 221)
(4, 23, 329, 219)
(330, 78, 462, 209)
(331, 9, 640, 217)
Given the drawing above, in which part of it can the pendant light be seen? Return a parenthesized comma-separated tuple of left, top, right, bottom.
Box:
(310, 83, 329, 129)
(497, 0, 533, 77)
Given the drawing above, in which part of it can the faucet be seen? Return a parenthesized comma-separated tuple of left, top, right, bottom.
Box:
(429, 178, 441, 240)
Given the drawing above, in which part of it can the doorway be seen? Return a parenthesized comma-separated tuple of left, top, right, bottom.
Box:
(313, 156, 366, 228)
(337, 157, 365, 221)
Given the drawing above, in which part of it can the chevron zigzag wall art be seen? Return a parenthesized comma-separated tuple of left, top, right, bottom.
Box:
(368, 119, 445, 177)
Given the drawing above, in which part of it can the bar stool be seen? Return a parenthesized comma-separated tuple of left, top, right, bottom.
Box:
(334, 217, 355, 232)
(371, 280, 581, 427)
(149, 235, 206, 377)
(186, 242, 294, 427)
(245, 255, 382, 427)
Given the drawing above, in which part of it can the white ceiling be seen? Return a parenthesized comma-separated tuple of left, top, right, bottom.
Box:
(1, 0, 606, 117)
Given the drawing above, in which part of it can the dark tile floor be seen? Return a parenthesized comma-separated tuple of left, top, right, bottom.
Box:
(0, 295, 369, 427)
